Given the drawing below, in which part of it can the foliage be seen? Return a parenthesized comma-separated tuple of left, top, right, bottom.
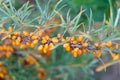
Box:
(0, 0, 120, 80)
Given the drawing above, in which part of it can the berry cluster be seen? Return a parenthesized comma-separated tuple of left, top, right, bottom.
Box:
(0, 62, 9, 80)
(63, 36, 119, 57)
(0, 45, 14, 58)
(0, 27, 119, 58)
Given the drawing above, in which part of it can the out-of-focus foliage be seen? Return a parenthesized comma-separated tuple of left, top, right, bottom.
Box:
(0, 0, 120, 80)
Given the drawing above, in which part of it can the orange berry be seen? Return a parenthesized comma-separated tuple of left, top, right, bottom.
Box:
(38, 45, 43, 51)
(93, 50, 101, 57)
(106, 41, 112, 48)
(112, 53, 120, 60)
(63, 43, 70, 48)
(26, 42, 31, 46)
(20, 44, 25, 49)
(12, 41, 16, 46)
(44, 35, 49, 40)
(33, 40, 38, 44)
(41, 39, 47, 44)
(31, 35, 38, 40)
(49, 43, 54, 49)
(30, 43, 34, 48)
(23, 31, 29, 36)
(71, 50, 77, 57)
(11, 35, 16, 40)
(63, 43, 71, 51)
(74, 48, 79, 52)
(94, 43, 99, 48)
(66, 46, 71, 51)
(15, 40, 20, 45)
(72, 41, 77, 44)
(78, 49, 82, 55)
(77, 36, 83, 42)
(4, 52, 11, 58)
(0, 73, 4, 78)
(17, 37, 21, 41)
(43, 48, 47, 53)
(52, 37, 58, 43)
(82, 43, 88, 47)
(14, 31, 20, 35)
(44, 44, 48, 49)
(71, 36, 75, 41)
(81, 48, 86, 53)
(8, 27, 13, 32)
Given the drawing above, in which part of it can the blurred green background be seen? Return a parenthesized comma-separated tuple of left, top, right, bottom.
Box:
(0, 0, 120, 80)
(13, 0, 120, 21)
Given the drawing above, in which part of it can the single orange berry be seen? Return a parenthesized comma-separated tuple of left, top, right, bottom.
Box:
(8, 27, 13, 32)
(52, 37, 58, 43)
(111, 53, 120, 60)
(33, 40, 38, 44)
(71, 36, 75, 41)
(77, 36, 83, 42)
(0, 73, 4, 78)
(82, 43, 88, 47)
(23, 31, 29, 36)
(71, 50, 77, 57)
(31, 35, 38, 40)
(106, 41, 112, 48)
(49, 43, 54, 50)
(38, 45, 43, 51)
(93, 50, 101, 57)
(78, 49, 82, 55)
(63, 43, 70, 48)
(94, 43, 99, 48)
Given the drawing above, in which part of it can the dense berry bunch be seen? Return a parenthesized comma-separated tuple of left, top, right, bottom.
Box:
(0, 27, 119, 58)
(0, 26, 120, 79)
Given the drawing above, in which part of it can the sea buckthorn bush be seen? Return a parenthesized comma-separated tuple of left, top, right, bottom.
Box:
(0, 0, 120, 80)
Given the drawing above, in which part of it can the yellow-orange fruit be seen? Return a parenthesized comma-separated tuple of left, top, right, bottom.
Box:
(63, 43, 70, 51)
(11, 35, 16, 40)
(23, 31, 29, 36)
(38, 45, 43, 51)
(77, 36, 83, 42)
(72, 41, 77, 44)
(26, 42, 31, 46)
(78, 49, 82, 55)
(52, 37, 58, 43)
(93, 50, 101, 57)
(82, 43, 88, 47)
(4, 52, 11, 58)
(71, 50, 77, 57)
(111, 53, 120, 60)
(0, 73, 4, 78)
(106, 41, 112, 48)
(49, 43, 54, 49)
(71, 36, 75, 41)
(31, 35, 38, 40)
(30, 43, 34, 48)
(41, 39, 47, 44)
(8, 27, 13, 32)
(33, 40, 38, 44)
(94, 43, 99, 48)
